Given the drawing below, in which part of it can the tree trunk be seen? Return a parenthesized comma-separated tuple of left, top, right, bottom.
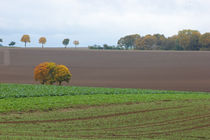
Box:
(42, 44, 44, 48)
(25, 42, 26, 48)
(59, 81, 62, 86)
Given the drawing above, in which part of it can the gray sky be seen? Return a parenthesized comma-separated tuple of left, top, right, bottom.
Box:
(0, 0, 210, 47)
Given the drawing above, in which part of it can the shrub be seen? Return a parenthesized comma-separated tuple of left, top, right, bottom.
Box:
(34, 62, 72, 85)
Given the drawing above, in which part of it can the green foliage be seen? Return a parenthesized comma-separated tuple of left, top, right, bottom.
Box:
(88, 44, 124, 50)
(153, 34, 166, 46)
(62, 38, 70, 48)
(0, 38, 3, 46)
(103, 44, 121, 49)
(177, 29, 201, 50)
(118, 34, 141, 50)
(88, 45, 103, 49)
(8, 41, 16, 47)
(199, 32, 210, 48)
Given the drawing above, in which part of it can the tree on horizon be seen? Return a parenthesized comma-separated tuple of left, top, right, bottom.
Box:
(63, 38, 70, 48)
(21, 35, 30, 48)
(73, 40, 79, 48)
(39, 37, 47, 48)
(9, 41, 16, 47)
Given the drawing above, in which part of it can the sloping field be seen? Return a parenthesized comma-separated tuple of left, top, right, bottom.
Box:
(1, 100, 210, 140)
(0, 84, 210, 139)
(0, 48, 210, 91)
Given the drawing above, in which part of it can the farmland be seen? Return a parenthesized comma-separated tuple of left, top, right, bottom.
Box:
(0, 48, 210, 139)
(1, 48, 210, 92)
(0, 83, 210, 139)
(0, 83, 209, 112)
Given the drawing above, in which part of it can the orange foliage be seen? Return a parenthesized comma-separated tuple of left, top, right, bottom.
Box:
(34, 62, 72, 85)
(34, 62, 56, 84)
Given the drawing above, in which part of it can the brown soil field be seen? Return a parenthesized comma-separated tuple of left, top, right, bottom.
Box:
(0, 48, 210, 92)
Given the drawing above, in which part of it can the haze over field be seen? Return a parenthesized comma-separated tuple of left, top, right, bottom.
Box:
(0, 0, 210, 47)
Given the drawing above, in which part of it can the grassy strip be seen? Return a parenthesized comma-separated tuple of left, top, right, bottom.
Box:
(1, 93, 210, 113)
(0, 83, 209, 99)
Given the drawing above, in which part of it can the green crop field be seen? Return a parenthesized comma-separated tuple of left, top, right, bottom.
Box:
(0, 83, 210, 139)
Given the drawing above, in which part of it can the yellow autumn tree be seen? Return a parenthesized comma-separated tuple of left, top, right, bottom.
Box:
(21, 35, 30, 48)
(135, 35, 156, 50)
(34, 62, 57, 84)
(39, 37, 47, 48)
(54, 65, 72, 85)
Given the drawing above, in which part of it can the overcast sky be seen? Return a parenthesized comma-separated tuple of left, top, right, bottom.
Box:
(0, 0, 210, 47)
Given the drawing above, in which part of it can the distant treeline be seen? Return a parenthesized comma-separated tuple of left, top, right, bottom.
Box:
(118, 29, 210, 50)
(89, 29, 210, 51)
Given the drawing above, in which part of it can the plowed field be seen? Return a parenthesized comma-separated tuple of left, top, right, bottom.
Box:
(1, 48, 210, 91)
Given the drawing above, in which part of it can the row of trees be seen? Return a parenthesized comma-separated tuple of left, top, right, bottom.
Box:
(117, 29, 210, 50)
(0, 35, 80, 48)
(21, 35, 80, 48)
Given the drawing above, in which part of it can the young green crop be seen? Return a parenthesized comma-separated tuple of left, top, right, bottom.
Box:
(0, 83, 210, 113)
(1, 83, 210, 139)
(0, 83, 209, 99)
(0, 98, 210, 139)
